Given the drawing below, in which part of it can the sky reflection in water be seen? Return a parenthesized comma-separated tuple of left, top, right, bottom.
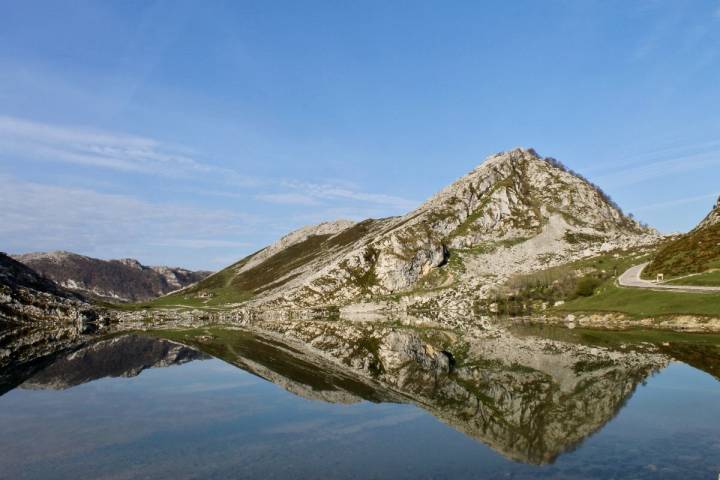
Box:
(0, 334, 719, 480)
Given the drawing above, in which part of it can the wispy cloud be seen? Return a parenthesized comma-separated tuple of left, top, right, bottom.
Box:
(255, 193, 321, 206)
(278, 180, 417, 211)
(0, 115, 259, 186)
(593, 148, 720, 188)
(0, 115, 416, 214)
(149, 239, 254, 249)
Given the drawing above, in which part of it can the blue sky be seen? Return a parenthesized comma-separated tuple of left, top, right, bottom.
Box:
(1, 0, 719, 270)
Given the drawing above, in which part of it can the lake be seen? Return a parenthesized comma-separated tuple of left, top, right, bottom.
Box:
(0, 320, 719, 479)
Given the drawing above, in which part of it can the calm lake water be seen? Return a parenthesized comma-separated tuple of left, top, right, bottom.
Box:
(0, 326, 719, 479)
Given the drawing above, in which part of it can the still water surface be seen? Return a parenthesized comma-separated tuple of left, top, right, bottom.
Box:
(0, 328, 719, 479)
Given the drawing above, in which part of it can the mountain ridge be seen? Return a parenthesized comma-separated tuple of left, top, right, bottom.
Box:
(13, 251, 212, 303)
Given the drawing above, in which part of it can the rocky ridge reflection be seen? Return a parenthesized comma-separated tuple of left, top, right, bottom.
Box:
(139, 313, 671, 465)
(0, 322, 206, 395)
(0, 314, 694, 465)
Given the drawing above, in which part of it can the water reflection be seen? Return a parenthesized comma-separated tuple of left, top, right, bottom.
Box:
(4, 317, 712, 469)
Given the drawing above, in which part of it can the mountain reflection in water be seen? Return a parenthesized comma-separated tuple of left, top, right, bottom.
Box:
(1, 317, 719, 479)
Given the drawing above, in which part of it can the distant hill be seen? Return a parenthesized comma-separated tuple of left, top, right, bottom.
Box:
(13, 251, 212, 303)
(0, 252, 77, 300)
(165, 148, 656, 310)
(645, 196, 720, 278)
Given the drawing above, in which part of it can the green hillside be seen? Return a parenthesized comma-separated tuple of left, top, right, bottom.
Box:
(644, 222, 720, 279)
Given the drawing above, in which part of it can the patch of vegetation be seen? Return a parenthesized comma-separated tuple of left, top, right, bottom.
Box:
(564, 232, 605, 245)
(343, 246, 380, 292)
(574, 276, 603, 297)
(645, 223, 720, 278)
(557, 283, 720, 317)
(228, 234, 333, 292)
(123, 234, 340, 309)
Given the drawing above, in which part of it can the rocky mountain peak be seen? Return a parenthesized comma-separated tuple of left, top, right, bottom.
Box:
(161, 148, 657, 310)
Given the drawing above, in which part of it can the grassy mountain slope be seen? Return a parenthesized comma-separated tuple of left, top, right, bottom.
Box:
(645, 196, 720, 279)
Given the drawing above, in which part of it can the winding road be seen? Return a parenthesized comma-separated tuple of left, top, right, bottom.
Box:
(618, 262, 720, 293)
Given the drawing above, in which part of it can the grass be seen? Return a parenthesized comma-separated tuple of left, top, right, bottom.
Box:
(665, 270, 720, 287)
(557, 283, 720, 317)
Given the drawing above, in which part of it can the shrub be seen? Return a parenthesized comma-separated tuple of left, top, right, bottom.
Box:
(574, 276, 602, 297)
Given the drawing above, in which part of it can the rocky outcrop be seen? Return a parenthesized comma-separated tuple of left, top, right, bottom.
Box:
(697, 195, 720, 230)
(13, 251, 211, 302)
(0, 253, 114, 326)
